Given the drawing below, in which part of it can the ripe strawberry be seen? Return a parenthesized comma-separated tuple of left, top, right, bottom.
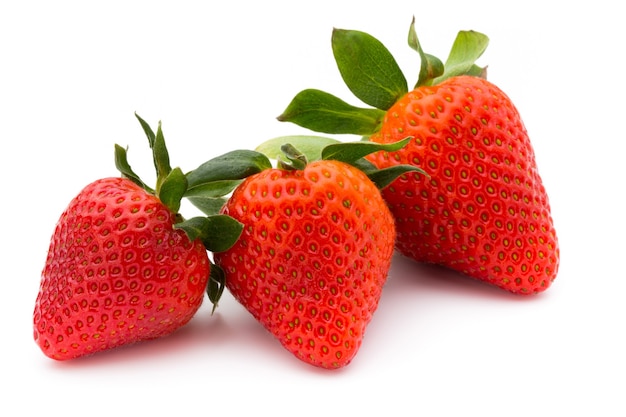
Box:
(369, 75, 559, 294)
(278, 21, 559, 294)
(34, 177, 210, 360)
(214, 140, 418, 368)
(34, 114, 254, 360)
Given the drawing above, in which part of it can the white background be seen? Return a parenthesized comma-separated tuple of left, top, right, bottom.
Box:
(2, 1, 624, 415)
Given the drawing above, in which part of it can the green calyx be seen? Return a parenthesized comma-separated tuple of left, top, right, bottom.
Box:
(255, 135, 426, 190)
(277, 18, 489, 136)
(115, 113, 273, 312)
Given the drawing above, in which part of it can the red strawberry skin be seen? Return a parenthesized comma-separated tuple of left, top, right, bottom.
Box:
(33, 177, 210, 360)
(214, 160, 395, 369)
(368, 75, 559, 294)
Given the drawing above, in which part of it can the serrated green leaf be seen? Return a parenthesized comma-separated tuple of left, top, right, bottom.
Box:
(367, 164, 427, 190)
(186, 150, 271, 195)
(332, 28, 408, 110)
(256, 135, 340, 162)
(321, 137, 412, 164)
(114, 144, 154, 193)
(158, 167, 187, 213)
(277, 89, 385, 135)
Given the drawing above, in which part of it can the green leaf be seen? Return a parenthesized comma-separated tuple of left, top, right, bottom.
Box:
(186, 149, 272, 195)
(255, 135, 340, 162)
(153, 121, 172, 190)
(407, 21, 489, 87)
(332, 28, 408, 110)
(207, 262, 226, 314)
(408, 18, 444, 87)
(278, 143, 308, 171)
(349, 157, 378, 174)
(467, 64, 488, 79)
(114, 144, 154, 193)
(158, 167, 187, 213)
(366, 164, 427, 190)
(432, 30, 489, 84)
(174, 215, 243, 253)
(134, 113, 172, 192)
(185, 180, 243, 199)
(187, 196, 227, 216)
(321, 137, 412, 164)
(277, 89, 385, 135)
(134, 112, 156, 148)
(201, 215, 243, 252)
(174, 216, 208, 242)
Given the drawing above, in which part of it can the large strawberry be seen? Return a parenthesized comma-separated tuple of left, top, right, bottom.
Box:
(278, 20, 559, 295)
(214, 138, 420, 368)
(33, 114, 264, 360)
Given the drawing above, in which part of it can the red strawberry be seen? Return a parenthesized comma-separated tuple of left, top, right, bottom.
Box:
(214, 140, 417, 368)
(34, 177, 210, 359)
(34, 114, 253, 360)
(278, 21, 559, 294)
(369, 75, 558, 294)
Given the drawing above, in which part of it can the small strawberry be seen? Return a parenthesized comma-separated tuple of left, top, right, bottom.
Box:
(214, 139, 420, 368)
(33, 114, 262, 360)
(278, 20, 559, 294)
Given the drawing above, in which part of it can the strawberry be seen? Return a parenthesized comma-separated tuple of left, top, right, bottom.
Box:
(213, 139, 420, 368)
(33, 177, 210, 360)
(278, 20, 559, 294)
(33, 114, 262, 360)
